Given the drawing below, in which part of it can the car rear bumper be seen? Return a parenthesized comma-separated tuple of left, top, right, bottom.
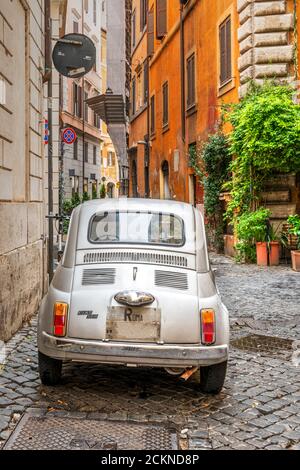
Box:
(39, 331, 228, 367)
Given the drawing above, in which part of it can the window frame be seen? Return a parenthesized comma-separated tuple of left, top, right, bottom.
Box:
(88, 210, 186, 247)
(219, 16, 232, 87)
(162, 81, 169, 128)
(150, 94, 155, 135)
(186, 52, 196, 110)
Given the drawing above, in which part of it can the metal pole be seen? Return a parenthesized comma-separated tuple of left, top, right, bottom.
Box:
(45, 0, 54, 282)
(180, 2, 186, 143)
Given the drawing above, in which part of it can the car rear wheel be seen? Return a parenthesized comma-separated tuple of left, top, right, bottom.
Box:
(199, 361, 227, 394)
(38, 351, 62, 385)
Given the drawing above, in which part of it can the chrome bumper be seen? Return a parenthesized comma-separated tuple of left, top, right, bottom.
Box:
(40, 331, 228, 367)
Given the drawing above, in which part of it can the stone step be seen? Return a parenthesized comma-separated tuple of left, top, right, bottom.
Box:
(261, 190, 290, 203)
(266, 203, 296, 219)
(264, 174, 296, 189)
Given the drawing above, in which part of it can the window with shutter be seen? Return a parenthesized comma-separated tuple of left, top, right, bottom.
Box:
(219, 17, 232, 86)
(132, 78, 136, 115)
(140, 0, 148, 31)
(156, 0, 167, 39)
(84, 91, 89, 122)
(147, 8, 154, 56)
(187, 53, 196, 109)
(132, 10, 136, 49)
(73, 140, 78, 160)
(162, 81, 169, 126)
(84, 143, 89, 163)
(150, 95, 155, 134)
(143, 60, 149, 104)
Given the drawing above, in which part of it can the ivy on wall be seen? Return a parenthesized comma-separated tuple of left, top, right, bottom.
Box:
(223, 82, 300, 222)
(189, 133, 231, 252)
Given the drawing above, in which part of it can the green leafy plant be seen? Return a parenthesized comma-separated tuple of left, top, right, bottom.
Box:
(92, 186, 98, 200)
(189, 133, 231, 252)
(82, 191, 90, 202)
(62, 193, 83, 233)
(235, 208, 271, 262)
(223, 82, 300, 221)
(287, 214, 300, 249)
(100, 183, 106, 199)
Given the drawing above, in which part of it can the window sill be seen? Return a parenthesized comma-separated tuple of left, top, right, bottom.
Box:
(218, 78, 236, 97)
(186, 104, 197, 117)
(162, 123, 169, 134)
(150, 132, 156, 141)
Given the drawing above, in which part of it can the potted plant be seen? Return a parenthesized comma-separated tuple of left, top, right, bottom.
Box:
(236, 208, 280, 266)
(266, 224, 280, 267)
(287, 215, 300, 271)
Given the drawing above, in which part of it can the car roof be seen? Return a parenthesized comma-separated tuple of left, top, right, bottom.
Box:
(79, 198, 194, 217)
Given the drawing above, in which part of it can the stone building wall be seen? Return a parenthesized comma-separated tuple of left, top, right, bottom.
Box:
(0, 0, 46, 341)
(237, 0, 296, 96)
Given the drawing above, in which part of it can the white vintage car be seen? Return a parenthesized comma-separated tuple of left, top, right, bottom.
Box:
(38, 199, 229, 394)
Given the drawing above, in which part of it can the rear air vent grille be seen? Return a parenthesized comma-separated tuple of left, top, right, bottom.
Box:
(82, 268, 116, 286)
(155, 270, 188, 290)
(83, 252, 188, 268)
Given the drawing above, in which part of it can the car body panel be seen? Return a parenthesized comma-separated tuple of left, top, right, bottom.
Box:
(38, 198, 229, 369)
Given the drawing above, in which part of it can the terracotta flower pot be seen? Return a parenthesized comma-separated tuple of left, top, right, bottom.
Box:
(269, 241, 280, 266)
(291, 250, 300, 272)
(256, 242, 268, 266)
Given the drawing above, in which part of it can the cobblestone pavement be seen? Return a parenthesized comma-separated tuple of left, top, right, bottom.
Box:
(1, 255, 300, 450)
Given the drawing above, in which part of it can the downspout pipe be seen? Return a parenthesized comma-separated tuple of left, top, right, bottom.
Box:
(45, 0, 54, 282)
(180, 0, 187, 143)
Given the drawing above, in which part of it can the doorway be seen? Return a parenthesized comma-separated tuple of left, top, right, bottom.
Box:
(161, 160, 170, 200)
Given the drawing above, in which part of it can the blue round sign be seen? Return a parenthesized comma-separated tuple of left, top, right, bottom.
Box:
(62, 127, 77, 145)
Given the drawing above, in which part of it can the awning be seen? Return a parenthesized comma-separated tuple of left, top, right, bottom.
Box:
(86, 90, 126, 125)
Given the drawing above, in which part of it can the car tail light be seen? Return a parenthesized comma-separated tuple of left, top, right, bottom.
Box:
(53, 302, 68, 337)
(201, 309, 215, 345)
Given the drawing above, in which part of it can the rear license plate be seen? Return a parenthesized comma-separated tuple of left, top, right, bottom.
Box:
(106, 306, 161, 342)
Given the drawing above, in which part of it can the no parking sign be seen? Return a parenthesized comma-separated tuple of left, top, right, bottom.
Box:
(62, 127, 77, 145)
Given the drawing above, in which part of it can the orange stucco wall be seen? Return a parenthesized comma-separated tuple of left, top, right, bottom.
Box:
(129, 0, 299, 203)
(147, 0, 239, 203)
(129, 0, 149, 197)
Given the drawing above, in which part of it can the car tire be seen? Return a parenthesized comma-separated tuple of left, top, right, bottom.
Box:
(38, 351, 62, 386)
(199, 361, 227, 394)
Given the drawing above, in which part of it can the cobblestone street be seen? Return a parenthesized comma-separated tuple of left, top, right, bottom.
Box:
(1, 255, 300, 450)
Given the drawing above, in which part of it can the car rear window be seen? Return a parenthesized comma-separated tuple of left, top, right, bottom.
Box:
(89, 211, 185, 246)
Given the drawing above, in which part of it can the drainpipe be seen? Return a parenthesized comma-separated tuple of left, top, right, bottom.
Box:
(45, 0, 54, 282)
(180, 0, 186, 143)
(145, 56, 150, 198)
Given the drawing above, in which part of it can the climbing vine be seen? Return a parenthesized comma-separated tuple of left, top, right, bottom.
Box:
(190, 133, 231, 251)
(223, 81, 300, 222)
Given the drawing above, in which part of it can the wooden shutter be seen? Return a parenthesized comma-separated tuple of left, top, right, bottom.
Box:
(226, 18, 232, 81)
(73, 83, 77, 115)
(163, 82, 168, 125)
(143, 60, 149, 104)
(78, 86, 82, 118)
(187, 54, 195, 108)
(156, 0, 167, 39)
(132, 78, 136, 115)
(147, 8, 155, 57)
(219, 17, 231, 85)
(150, 95, 155, 134)
(220, 22, 226, 84)
(140, 0, 147, 31)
